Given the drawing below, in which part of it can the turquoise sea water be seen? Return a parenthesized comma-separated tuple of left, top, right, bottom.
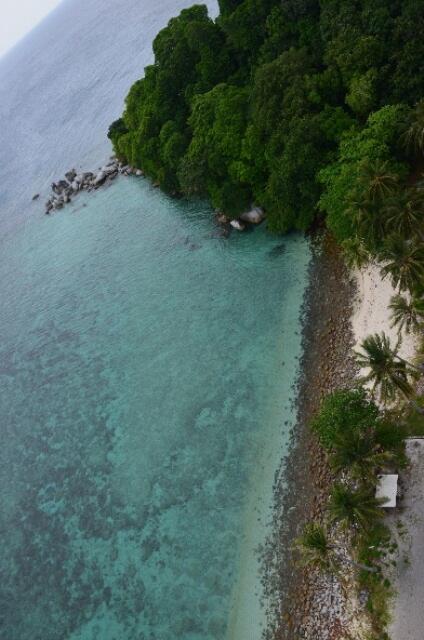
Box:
(0, 2, 311, 639)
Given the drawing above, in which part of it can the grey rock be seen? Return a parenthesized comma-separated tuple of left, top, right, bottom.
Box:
(216, 212, 230, 225)
(65, 169, 77, 182)
(230, 219, 245, 231)
(239, 206, 266, 224)
(93, 171, 107, 186)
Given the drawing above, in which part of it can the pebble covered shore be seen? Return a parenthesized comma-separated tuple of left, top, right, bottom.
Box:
(262, 235, 370, 640)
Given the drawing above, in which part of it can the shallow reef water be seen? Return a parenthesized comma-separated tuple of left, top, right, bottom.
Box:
(0, 180, 310, 639)
(0, 0, 310, 637)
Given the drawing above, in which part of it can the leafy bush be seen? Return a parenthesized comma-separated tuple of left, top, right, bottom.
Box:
(311, 387, 379, 450)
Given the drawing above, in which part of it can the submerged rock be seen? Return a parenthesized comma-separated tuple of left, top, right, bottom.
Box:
(32, 193, 40, 201)
(216, 212, 230, 225)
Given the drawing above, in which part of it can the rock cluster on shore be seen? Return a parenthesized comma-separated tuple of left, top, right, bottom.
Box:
(42, 159, 267, 233)
(43, 158, 143, 214)
(215, 206, 266, 231)
(43, 156, 266, 233)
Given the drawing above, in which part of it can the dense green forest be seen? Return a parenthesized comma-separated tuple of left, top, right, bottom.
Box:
(109, 0, 424, 247)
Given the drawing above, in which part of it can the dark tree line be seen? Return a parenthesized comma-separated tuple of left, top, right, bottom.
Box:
(109, 0, 424, 236)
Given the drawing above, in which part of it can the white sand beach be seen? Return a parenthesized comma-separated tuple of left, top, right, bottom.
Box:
(351, 263, 417, 380)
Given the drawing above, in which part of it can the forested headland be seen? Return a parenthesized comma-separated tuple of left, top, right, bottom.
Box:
(109, 0, 424, 244)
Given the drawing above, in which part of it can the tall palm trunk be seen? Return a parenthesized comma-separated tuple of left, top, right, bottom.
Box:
(329, 545, 379, 573)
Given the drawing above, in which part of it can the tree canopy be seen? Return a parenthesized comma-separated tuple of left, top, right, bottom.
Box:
(109, 0, 424, 231)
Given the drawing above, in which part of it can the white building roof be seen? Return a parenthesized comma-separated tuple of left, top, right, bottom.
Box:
(376, 474, 398, 508)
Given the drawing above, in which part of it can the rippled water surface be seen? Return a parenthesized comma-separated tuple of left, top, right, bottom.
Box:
(0, 2, 311, 639)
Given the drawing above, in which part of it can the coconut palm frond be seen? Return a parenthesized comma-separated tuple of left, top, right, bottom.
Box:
(380, 235, 424, 293)
(342, 237, 370, 270)
(357, 158, 400, 203)
(328, 484, 384, 531)
(384, 188, 424, 241)
(389, 292, 424, 334)
(402, 99, 424, 155)
(354, 332, 416, 402)
(294, 523, 340, 574)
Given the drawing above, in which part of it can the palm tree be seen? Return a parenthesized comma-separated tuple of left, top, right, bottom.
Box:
(346, 193, 385, 251)
(354, 332, 419, 403)
(342, 237, 370, 270)
(374, 420, 407, 463)
(328, 484, 384, 531)
(380, 235, 424, 293)
(295, 522, 379, 575)
(294, 523, 340, 574)
(357, 158, 400, 203)
(330, 428, 394, 480)
(384, 188, 424, 241)
(389, 293, 424, 334)
(402, 99, 424, 155)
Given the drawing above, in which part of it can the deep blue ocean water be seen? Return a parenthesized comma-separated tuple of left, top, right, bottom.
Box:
(0, 2, 311, 639)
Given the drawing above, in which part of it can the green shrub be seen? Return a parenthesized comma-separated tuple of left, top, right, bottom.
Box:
(311, 387, 379, 450)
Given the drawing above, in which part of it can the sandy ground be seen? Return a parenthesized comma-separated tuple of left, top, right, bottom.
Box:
(351, 263, 417, 381)
(388, 439, 424, 640)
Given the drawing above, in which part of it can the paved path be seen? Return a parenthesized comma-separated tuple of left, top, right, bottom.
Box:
(389, 439, 424, 639)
